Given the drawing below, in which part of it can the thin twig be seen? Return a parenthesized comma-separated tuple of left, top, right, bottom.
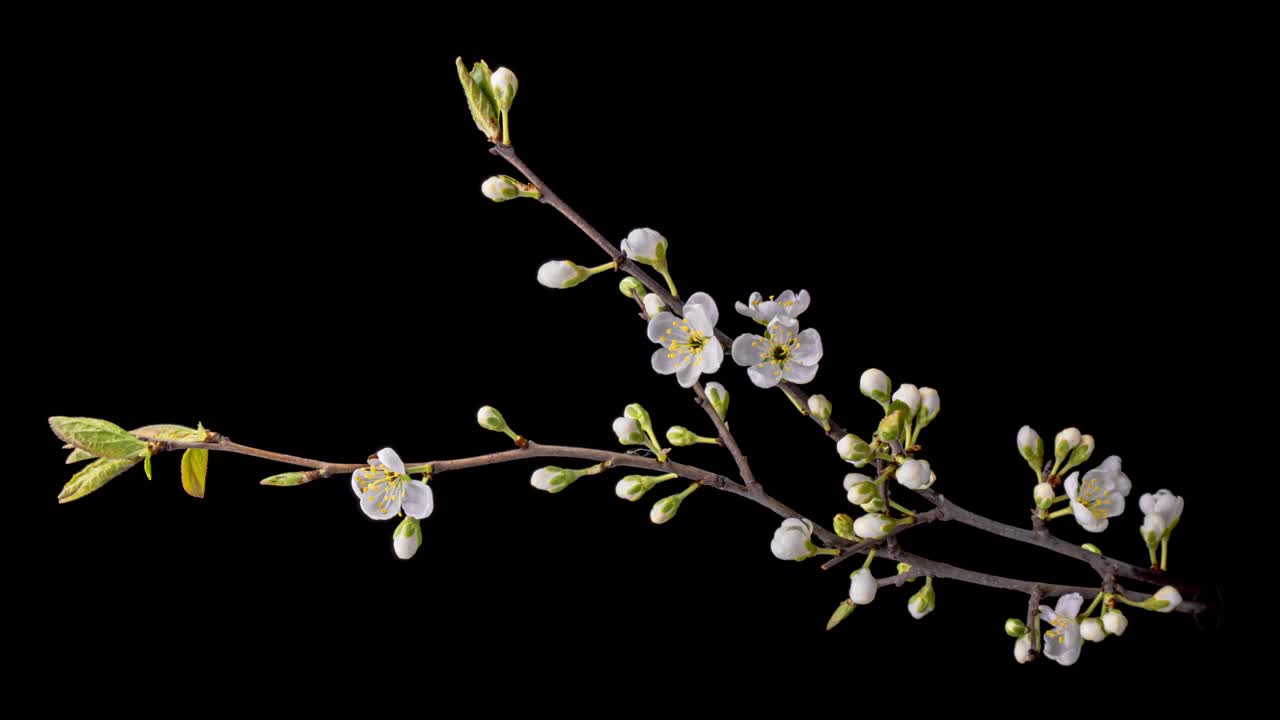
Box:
(691, 382, 758, 487)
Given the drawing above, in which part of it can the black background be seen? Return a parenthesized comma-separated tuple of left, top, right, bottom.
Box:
(16, 11, 1254, 710)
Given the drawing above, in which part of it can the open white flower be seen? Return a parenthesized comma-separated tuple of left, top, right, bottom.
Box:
(734, 289, 811, 326)
(351, 448, 434, 521)
(849, 568, 878, 605)
(647, 292, 723, 388)
(1064, 456, 1131, 532)
(1139, 489, 1184, 539)
(770, 518, 816, 561)
(1039, 592, 1084, 666)
(731, 318, 823, 388)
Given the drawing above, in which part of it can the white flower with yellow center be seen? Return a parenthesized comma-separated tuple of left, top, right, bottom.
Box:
(734, 289, 811, 326)
(1064, 455, 1131, 532)
(1039, 592, 1084, 666)
(350, 448, 434, 521)
(731, 318, 823, 388)
(647, 292, 724, 388)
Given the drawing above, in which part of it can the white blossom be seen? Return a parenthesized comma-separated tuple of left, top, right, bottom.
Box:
(1139, 489, 1184, 539)
(1080, 617, 1106, 642)
(1039, 592, 1084, 666)
(621, 228, 667, 266)
(892, 384, 920, 415)
(849, 568, 878, 605)
(1102, 609, 1128, 636)
(642, 292, 665, 318)
(1064, 456, 1132, 532)
(896, 459, 934, 490)
(1153, 586, 1182, 613)
(351, 448, 434, 521)
(392, 516, 422, 560)
(648, 292, 723, 388)
(731, 318, 823, 388)
(770, 518, 816, 561)
(859, 368, 891, 404)
(734, 289, 811, 326)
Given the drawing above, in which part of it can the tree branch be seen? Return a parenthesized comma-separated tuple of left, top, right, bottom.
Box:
(691, 382, 758, 487)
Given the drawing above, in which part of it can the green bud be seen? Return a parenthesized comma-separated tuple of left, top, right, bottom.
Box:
(1004, 618, 1028, 638)
(833, 513, 856, 540)
(393, 516, 423, 560)
(625, 403, 653, 433)
(896, 562, 913, 576)
(619, 276, 644, 298)
(877, 404, 909, 442)
(491, 67, 517, 113)
(476, 406, 508, 432)
(615, 473, 676, 501)
(907, 581, 936, 619)
(860, 497, 885, 513)
(806, 394, 832, 421)
(260, 471, 317, 487)
(1034, 482, 1056, 511)
(531, 466, 580, 493)
(826, 599, 856, 631)
(837, 434, 872, 466)
(650, 494, 683, 524)
(1054, 427, 1082, 463)
(665, 426, 698, 447)
(1081, 543, 1103, 555)
(704, 382, 729, 420)
(1061, 434, 1095, 474)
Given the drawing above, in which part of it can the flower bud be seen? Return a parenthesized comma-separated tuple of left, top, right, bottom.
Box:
(1080, 617, 1106, 642)
(877, 408, 907, 443)
(619, 276, 645, 298)
(827, 599, 856, 631)
(917, 387, 940, 427)
(620, 227, 668, 268)
(770, 518, 816, 561)
(1061, 433, 1095, 474)
(892, 384, 920, 415)
(1141, 514, 1167, 549)
(1054, 427, 1082, 461)
(1017, 425, 1044, 473)
(531, 466, 577, 493)
(537, 260, 591, 289)
(649, 494, 683, 524)
(704, 382, 729, 420)
(1014, 634, 1033, 663)
(612, 416, 646, 445)
(624, 403, 653, 432)
(392, 516, 422, 560)
(1102, 609, 1128, 636)
(491, 67, 517, 112)
(477, 406, 508, 432)
(860, 497, 885, 513)
(642, 293, 665, 317)
(849, 568, 878, 605)
(615, 475, 648, 500)
(1034, 482, 1056, 511)
(844, 473, 877, 505)
(896, 459, 934, 490)
(1081, 543, 1103, 555)
(907, 582, 936, 619)
(859, 368, 892, 404)
(896, 562, 913, 576)
(481, 175, 521, 201)
(807, 394, 832, 421)
(1152, 586, 1182, 613)
(833, 513, 856, 540)
(853, 513, 892, 539)
(1004, 618, 1028, 637)
(665, 425, 699, 447)
(837, 434, 872, 466)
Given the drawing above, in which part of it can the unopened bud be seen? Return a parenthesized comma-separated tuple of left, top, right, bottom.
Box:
(844, 473, 877, 505)
(481, 175, 522, 202)
(1018, 425, 1044, 474)
(1061, 433, 1095, 473)
(1080, 617, 1106, 642)
(665, 425, 702, 447)
(807, 394, 832, 421)
(837, 434, 872, 466)
(642, 293, 665, 317)
(392, 516, 422, 560)
(612, 416, 646, 445)
(704, 382, 730, 420)
(827, 599, 857, 631)
(892, 384, 920, 415)
(649, 494, 683, 524)
(1055, 427, 1082, 462)
(620, 227, 668, 268)
(853, 513, 893, 539)
(1034, 482, 1056, 510)
(624, 403, 653, 433)
(477, 406, 508, 432)
(491, 67, 517, 113)
(537, 260, 593, 289)
(1102, 609, 1128, 636)
(1152, 586, 1182, 613)
(859, 368, 892, 405)
(531, 466, 578, 493)
(1014, 634, 1034, 663)
(848, 568, 878, 605)
(896, 459, 934, 490)
(1005, 618, 1028, 638)
(619, 276, 644, 298)
(833, 513, 856, 540)
(917, 387, 940, 427)
(878, 407, 907, 443)
(907, 581, 936, 619)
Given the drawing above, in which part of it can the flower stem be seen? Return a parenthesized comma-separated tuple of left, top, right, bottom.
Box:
(656, 265, 679, 298)
(674, 482, 699, 500)
(862, 548, 877, 569)
(813, 547, 841, 557)
(1160, 537, 1169, 571)
(1082, 591, 1106, 618)
(1046, 507, 1073, 520)
(1052, 494, 1068, 503)
(1147, 543, 1158, 568)
(501, 109, 510, 146)
(695, 435, 721, 445)
(586, 261, 617, 275)
(888, 500, 917, 517)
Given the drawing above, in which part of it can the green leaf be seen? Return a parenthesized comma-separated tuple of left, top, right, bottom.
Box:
(65, 423, 202, 463)
(59, 457, 141, 504)
(49, 417, 147, 459)
(65, 447, 96, 464)
(260, 471, 314, 487)
(144, 453, 153, 480)
(456, 57, 500, 141)
(180, 448, 209, 498)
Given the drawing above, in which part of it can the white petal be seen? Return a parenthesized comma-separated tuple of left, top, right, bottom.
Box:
(782, 361, 819, 384)
(676, 361, 702, 388)
(647, 312, 679, 343)
(651, 346, 682, 375)
(746, 364, 781, 388)
(791, 289, 811, 316)
(684, 292, 718, 327)
(1139, 493, 1156, 515)
(701, 340, 724, 374)
(791, 328, 823, 364)
(685, 304, 715, 336)
(1072, 499, 1107, 532)
(1063, 472, 1080, 500)
(1055, 593, 1084, 618)
(377, 448, 406, 475)
(734, 301, 755, 318)
(731, 334, 765, 367)
(402, 480, 434, 519)
(360, 483, 401, 520)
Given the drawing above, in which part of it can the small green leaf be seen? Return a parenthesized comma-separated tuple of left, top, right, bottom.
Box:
(260, 471, 315, 487)
(50, 417, 148, 459)
(827, 599, 856, 631)
(144, 453, 153, 480)
(181, 448, 209, 498)
(59, 457, 141, 503)
(456, 57, 500, 141)
(133, 424, 202, 442)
